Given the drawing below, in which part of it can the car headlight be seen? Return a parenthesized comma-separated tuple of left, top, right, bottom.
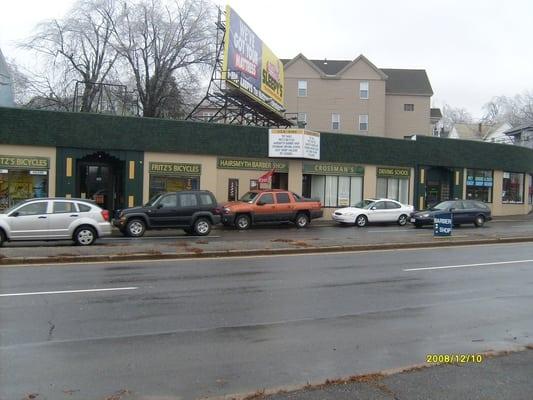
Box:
(421, 213, 430, 218)
(223, 207, 231, 214)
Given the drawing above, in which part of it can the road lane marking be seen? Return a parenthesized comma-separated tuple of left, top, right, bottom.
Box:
(0, 287, 138, 297)
(404, 259, 533, 272)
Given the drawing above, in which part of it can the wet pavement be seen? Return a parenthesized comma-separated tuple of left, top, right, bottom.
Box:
(0, 215, 532, 261)
(1, 242, 533, 399)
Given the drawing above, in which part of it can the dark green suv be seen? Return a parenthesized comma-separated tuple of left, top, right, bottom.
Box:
(114, 191, 221, 237)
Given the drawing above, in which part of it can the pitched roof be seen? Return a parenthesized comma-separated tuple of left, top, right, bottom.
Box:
(504, 124, 533, 136)
(282, 55, 433, 96)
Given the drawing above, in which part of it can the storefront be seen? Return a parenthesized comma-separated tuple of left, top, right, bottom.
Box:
(465, 169, 493, 203)
(148, 161, 201, 198)
(0, 155, 50, 209)
(216, 157, 289, 201)
(302, 162, 364, 207)
(376, 167, 410, 204)
(502, 171, 525, 204)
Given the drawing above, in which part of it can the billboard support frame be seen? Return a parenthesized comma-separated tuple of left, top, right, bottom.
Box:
(186, 7, 294, 128)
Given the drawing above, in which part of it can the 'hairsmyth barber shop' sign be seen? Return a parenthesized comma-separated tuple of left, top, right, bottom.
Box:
(217, 157, 289, 173)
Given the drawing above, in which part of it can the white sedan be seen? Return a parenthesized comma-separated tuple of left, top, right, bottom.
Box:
(332, 198, 414, 227)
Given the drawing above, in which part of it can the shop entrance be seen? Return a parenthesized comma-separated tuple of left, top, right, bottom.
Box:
(272, 173, 288, 190)
(77, 152, 125, 212)
(425, 167, 454, 206)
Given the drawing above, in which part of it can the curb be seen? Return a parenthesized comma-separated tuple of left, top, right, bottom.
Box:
(1, 236, 533, 266)
(204, 345, 533, 400)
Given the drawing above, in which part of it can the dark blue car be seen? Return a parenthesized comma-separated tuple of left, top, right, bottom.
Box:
(410, 199, 492, 228)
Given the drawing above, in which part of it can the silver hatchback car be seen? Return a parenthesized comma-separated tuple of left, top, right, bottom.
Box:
(0, 198, 112, 246)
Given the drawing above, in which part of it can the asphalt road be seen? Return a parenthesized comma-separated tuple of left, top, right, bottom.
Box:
(1, 243, 533, 399)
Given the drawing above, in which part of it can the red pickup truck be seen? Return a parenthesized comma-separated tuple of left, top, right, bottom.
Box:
(221, 190, 323, 229)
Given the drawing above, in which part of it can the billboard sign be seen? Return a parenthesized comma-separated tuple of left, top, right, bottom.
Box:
(223, 6, 285, 113)
(269, 129, 320, 160)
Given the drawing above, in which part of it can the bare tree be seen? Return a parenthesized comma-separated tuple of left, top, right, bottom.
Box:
(482, 92, 533, 126)
(20, 0, 119, 112)
(108, 0, 215, 118)
(441, 103, 473, 130)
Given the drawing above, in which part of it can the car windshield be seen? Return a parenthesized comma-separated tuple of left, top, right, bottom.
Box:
(239, 192, 259, 203)
(1, 201, 26, 214)
(352, 199, 375, 209)
(144, 194, 162, 207)
(431, 200, 456, 210)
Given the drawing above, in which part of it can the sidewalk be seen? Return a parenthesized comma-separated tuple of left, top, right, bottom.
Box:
(232, 348, 533, 400)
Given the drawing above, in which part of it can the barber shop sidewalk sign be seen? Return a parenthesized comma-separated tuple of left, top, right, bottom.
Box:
(434, 212, 453, 237)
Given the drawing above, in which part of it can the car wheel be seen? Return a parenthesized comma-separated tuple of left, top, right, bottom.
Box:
(474, 215, 485, 227)
(74, 226, 96, 246)
(127, 218, 146, 237)
(355, 215, 368, 227)
(193, 218, 211, 236)
(398, 214, 408, 226)
(235, 214, 251, 230)
(295, 212, 310, 229)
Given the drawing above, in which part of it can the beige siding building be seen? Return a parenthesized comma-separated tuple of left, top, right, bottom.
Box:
(283, 54, 433, 139)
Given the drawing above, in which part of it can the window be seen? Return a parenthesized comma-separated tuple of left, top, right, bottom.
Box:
(77, 203, 92, 212)
(332, 113, 340, 130)
(386, 201, 401, 209)
(359, 114, 368, 131)
(373, 201, 386, 210)
(376, 178, 409, 204)
(466, 169, 493, 203)
(258, 193, 274, 204)
(404, 104, 414, 111)
(298, 80, 307, 97)
(308, 175, 363, 207)
(275, 193, 291, 203)
(502, 172, 524, 204)
(199, 193, 215, 206)
(159, 194, 177, 208)
(149, 175, 199, 199)
(297, 112, 307, 127)
(15, 201, 48, 216)
(53, 201, 77, 213)
(178, 193, 198, 207)
(359, 81, 369, 99)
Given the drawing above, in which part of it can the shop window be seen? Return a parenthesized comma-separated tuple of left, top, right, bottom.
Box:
(466, 169, 493, 203)
(309, 175, 363, 207)
(149, 175, 199, 198)
(0, 170, 48, 209)
(502, 172, 524, 204)
(376, 177, 409, 204)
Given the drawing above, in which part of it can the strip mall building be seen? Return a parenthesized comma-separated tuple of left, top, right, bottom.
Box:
(0, 107, 532, 217)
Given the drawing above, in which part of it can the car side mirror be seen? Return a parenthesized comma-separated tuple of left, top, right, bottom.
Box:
(257, 201, 265, 206)
(156, 204, 163, 209)
(370, 206, 376, 210)
(10, 211, 19, 217)
(449, 208, 455, 212)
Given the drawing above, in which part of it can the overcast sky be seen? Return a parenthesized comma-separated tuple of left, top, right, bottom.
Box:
(1, 0, 532, 118)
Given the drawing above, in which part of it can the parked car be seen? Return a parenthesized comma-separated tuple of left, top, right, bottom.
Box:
(332, 198, 414, 227)
(115, 190, 221, 237)
(409, 199, 492, 228)
(221, 190, 323, 229)
(0, 198, 111, 246)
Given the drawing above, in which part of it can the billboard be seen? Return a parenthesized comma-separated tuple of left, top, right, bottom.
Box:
(269, 129, 320, 160)
(223, 5, 285, 114)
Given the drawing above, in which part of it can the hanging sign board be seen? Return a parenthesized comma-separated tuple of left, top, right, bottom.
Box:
(268, 129, 320, 160)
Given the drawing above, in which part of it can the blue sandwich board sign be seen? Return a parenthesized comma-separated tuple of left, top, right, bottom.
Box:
(434, 212, 453, 236)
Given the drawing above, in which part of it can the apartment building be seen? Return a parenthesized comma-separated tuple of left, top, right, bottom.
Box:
(283, 54, 433, 139)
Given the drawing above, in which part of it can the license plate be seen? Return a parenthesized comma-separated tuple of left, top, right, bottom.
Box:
(410, 218, 416, 223)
